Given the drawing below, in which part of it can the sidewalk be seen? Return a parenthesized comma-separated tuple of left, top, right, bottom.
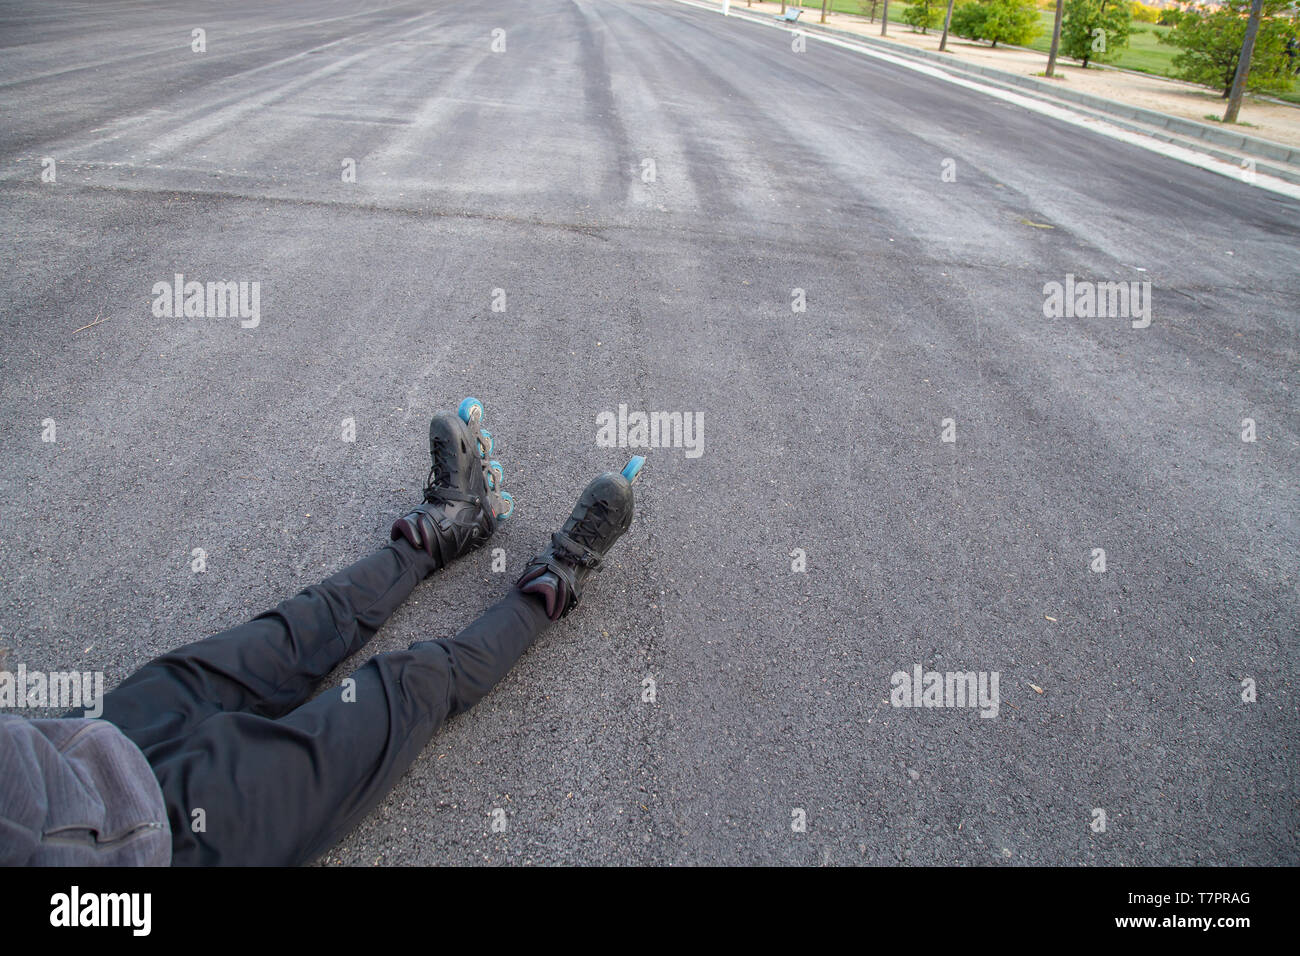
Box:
(724, 0, 1300, 150)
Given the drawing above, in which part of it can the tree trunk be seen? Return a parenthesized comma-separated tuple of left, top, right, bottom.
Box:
(939, 0, 957, 51)
(881, 0, 889, 35)
(1225, 0, 1265, 123)
(821, 0, 829, 23)
(1045, 0, 1065, 77)
(1222, 0, 1263, 121)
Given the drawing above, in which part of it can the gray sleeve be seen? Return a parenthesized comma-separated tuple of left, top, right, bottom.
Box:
(0, 714, 171, 866)
(0, 714, 53, 865)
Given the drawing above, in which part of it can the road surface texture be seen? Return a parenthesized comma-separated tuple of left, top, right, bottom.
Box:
(0, 0, 1295, 865)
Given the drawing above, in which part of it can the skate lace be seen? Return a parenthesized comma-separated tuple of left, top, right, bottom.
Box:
(421, 437, 488, 522)
(423, 430, 470, 504)
(423, 467, 481, 507)
(424, 435, 453, 496)
(565, 498, 614, 558)
(422, 464, 442, 502)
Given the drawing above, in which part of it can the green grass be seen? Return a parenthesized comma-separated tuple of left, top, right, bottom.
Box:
(774, 1, 1300, 101)
(781, 2, 1179, 75)
(1017, 18, 1178, 76)
(1021, 18, 1300, 101)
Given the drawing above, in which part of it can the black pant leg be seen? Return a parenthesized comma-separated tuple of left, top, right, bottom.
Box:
(101, 540, 436, 751)
(153, 587, 552, 866)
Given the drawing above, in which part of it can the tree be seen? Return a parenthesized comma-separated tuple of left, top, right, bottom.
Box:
(1160, 0, 1299, 96)
(859, 0, 882, 21)
(950, 1, 990, 40)
(982, 0, 1039, 46)
(903, 0, 945, 32)
(1060, 0, 1133, 68)
(949, 0, 1038, 47)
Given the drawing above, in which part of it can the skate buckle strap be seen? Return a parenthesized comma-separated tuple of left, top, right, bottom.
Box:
(393, 480, 497, 563)
(424, 485, 480, 507)
(518, 533, 603, 618)
(426, 483, 497, 529)
(550, 532, 604, 570)
(546, 557, 582, 614)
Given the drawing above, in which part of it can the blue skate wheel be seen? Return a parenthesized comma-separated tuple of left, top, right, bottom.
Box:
(480, 429, 494, 457)
(457, 397, 483, 427)
(496, 491, 514, 521)
(621, 456, 646, 484)
(488, 460, 504, 490)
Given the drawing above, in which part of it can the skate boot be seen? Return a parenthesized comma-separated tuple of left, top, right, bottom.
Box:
(391, 397, 515, 568)
(516, 456, 645, 621)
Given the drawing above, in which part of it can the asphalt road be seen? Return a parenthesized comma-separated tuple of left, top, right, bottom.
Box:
(0, 0, 1296, 866)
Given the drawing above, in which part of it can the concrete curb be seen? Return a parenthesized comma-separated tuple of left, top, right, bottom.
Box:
(786, 19, 1300, 167)
(700, 2, 1300, 173)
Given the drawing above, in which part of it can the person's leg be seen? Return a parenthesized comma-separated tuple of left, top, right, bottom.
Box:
(151, 586, 552, 866)
(98, 398, 510, 752)
(98, 540, 436, 751)
(150, 461, 641, 866)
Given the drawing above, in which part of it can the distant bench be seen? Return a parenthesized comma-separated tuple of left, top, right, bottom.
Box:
(775, 7, 802, 22)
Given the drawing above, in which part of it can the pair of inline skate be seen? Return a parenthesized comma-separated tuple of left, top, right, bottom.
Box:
(390, 397, 644, 621)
